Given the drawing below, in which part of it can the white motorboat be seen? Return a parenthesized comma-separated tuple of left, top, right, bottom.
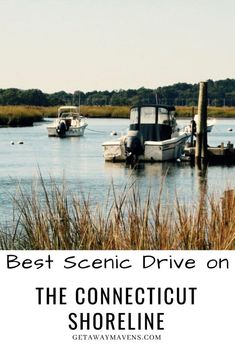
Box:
(102, 104, 190, 163)
(184, 114, 215, 134)
(47, 106, 88, 137)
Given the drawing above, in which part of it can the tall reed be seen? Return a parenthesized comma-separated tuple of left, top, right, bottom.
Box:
(0, 178, 234, 250)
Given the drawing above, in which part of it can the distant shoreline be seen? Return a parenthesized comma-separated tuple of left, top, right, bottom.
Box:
(0, 105, 235, 127)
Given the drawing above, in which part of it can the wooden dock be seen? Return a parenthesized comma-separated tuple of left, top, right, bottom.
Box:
(184, 143, 235, 164)
(184, 81, 235, 165)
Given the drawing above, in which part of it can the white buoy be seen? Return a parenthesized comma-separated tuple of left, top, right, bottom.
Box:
(110, 131, 117, 136)
(10, 141, 14, 145)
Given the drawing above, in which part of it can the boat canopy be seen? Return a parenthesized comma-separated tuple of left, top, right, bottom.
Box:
(130, 104, 175, 125)
(58, 106, 79, 112)
(130, 104, 175, 111)
(58, 106, 80, 117)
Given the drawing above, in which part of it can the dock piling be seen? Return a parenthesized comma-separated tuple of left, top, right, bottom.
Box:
(196, 82, 208, 164)
(190, 106, 195, 147)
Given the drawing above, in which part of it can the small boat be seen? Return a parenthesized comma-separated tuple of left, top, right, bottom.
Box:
(184, 114, 215, 134)
(47, 106, 88, 137)
(102, 104, 190, 163)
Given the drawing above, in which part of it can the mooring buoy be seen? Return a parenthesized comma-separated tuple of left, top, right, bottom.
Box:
(110, 131, 117, 136)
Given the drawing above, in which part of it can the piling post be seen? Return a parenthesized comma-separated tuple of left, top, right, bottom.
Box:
(190, 106, 195, 147)
(195, 82, 208, 163)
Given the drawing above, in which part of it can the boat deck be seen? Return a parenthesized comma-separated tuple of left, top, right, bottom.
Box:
(184, 145, 235, 164)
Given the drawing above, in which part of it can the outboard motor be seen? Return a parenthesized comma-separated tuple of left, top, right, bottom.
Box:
(125, 130, 143, 165)
(56, 120, 66, 137)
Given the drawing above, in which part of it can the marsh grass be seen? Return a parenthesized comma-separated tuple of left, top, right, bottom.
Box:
(79, 105, 130, 118)
(0, 177, 234, 250)
(176, 106, 235, 118)
(0, 105, 130, 126)
(1, 105, 235, 125)
(0, 105, 45, 126)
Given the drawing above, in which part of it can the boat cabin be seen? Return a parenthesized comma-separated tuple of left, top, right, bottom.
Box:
(129, 104, 176, 142)
(58, 106, 80, 118)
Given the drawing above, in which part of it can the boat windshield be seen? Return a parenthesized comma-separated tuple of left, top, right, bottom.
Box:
(130, 106, 174, 125)
(60, 112, 79, 118)
(58, 107, 79, 117)
(130, 107, 138, 124)
(158, 107, 169, 124)
(140, 107, 156, 124)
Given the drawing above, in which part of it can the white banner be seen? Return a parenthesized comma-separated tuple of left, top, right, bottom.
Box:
(0, 251, 234, 352)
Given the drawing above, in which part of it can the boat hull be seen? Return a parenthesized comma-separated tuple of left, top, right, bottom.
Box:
(184, 123, 214, 134)
(102, 133, 189, 162)
(143, 134, 189, 161)
(103, 140, 126, 161)
(47, 124, 87, 137)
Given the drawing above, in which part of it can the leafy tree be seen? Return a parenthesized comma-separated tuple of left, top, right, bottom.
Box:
(1, 79, 235, 106)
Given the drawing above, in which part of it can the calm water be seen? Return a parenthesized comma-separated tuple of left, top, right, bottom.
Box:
(0, 117, 235, 223)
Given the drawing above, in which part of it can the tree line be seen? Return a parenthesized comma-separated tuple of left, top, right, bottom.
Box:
(0, 79, 235, 107)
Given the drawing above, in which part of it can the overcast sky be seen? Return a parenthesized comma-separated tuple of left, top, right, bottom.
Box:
(0, 0, 234, 93)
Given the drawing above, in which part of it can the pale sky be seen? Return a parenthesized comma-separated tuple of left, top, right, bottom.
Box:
(0, 0, 234, 93)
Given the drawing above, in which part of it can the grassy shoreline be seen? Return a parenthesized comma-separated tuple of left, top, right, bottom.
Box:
(0, 105, 235, 127)
(176, 106, 235, 118)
